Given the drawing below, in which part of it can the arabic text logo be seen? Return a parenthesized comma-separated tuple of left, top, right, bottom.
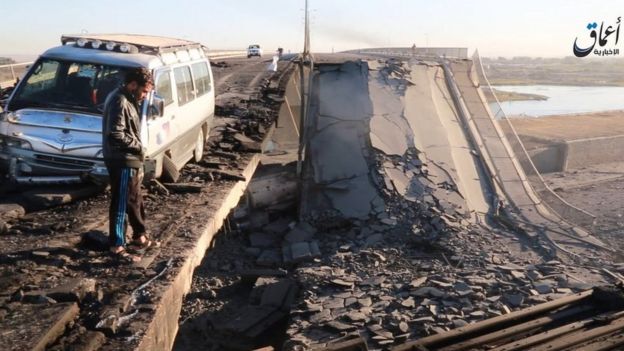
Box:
(573, 17, 621, 57)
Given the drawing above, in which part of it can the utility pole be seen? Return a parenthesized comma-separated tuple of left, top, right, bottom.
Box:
(297, 0, 310, 178)
(303, 0, 310, 58)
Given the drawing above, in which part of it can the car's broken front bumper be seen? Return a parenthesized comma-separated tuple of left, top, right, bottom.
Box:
(0, 147, 108, 184)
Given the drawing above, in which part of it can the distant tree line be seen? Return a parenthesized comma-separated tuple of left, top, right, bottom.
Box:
(0, 57, 16, 65)
(482, 56, 624, 86)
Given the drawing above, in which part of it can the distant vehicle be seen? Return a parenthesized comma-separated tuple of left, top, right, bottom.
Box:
(0, 34, 216, 184)
(247, 44, 263, 58)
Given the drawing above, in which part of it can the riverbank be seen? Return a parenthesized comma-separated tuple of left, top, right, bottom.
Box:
(511, 110, 624, 142)
(509, 110, 624, 257)
(484, 87, 548, 102)
(507, 110, 624, 173)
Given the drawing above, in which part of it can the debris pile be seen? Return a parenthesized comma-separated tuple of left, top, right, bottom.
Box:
(171, 57, 621, 351)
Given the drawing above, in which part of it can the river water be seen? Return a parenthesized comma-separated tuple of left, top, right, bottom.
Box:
(492, 85, 624, 117)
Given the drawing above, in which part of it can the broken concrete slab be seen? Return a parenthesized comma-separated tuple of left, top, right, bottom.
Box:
(284, 241, 321, 263)
(303, 60, 384, 219)
(43, 278, 96, 303)
(263, 218, 292, 235)
(412, 287, 446, 298)
(0, 302, 79, 351)
(256, 249, 282, 267)
(70, 331, 106, 351)
(260, 279, 297, 309)
(504, 293, 525, 307)
(222, 279, 297, 340)
(249, 232, 279, 248)
(330, 279, 355, 289)
(325, 320, 357, 332)
(284, 226, 314, 244)
(234, 133, 262, 152)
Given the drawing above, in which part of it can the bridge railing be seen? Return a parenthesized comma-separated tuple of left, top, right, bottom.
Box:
(205, 50, 247, 60)
(471, 50, 597, 228)
(345, 47, 468, 59)
(0, 62, 32, 89)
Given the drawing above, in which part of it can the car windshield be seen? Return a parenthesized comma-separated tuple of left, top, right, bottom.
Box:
(8, 58, 129, 114)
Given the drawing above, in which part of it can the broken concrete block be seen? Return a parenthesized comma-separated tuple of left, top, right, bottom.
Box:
(413, 287, 446, 298)
(47, 278, 97, 303)
(358, 297, 373, 307)
(323, 298, 345, 310)
(325, 320, 357, 332)
(0, 303, 79, 350)
(290, 242, 311, 262)
(310, 309, 332, 324)
(454, 282, 473, 297)
(410, 276, 428, 288)
(263, 218, 291, 235)
(380, 217, 398, 226)
(284, 227, 314, 244)
(222, 305, 281, 335)
(256, 249, 282, 267)
(345, 311, 367, 322)
(285, 241, 321, 263)
(534, 281, 554, 294)
(245, 247, 262, 257)
(401, 297, 416, 308)
(503, 293, 524, 307)
(309, 240, 321, 257)
(70, 331, 106, 351)
(234, 133, 262, 151)
(296, 221, 317, 235)
(249, 232, 278, 248)
(260, 280, 297, 309)
(260, 279, 297, 311)
(330, 279, 354, 289)
(365, 233, 383, 246)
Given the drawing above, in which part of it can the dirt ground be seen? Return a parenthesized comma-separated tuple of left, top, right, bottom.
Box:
(510, 110, 624, 142)
(544, 162, 624, 259)
(0, 55, 292, 350)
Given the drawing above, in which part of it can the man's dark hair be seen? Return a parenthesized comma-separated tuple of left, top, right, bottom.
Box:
(124, 68, 153, 87)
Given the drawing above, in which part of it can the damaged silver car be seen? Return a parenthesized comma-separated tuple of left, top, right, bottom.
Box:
(0, 34, 215, 184)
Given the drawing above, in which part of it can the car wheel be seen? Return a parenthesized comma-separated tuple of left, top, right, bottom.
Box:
(193, 129, 204, 163)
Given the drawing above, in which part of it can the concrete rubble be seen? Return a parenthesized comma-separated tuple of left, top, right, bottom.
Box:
(175, 57, 614, 351)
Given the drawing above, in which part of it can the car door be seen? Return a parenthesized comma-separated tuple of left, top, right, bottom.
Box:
(172, 64, 198, 164)
(189, 60, 214, 131)
(147, 69, 178, 158)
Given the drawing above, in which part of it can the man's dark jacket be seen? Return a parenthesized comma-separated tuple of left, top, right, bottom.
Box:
(102, 88, 144, 169)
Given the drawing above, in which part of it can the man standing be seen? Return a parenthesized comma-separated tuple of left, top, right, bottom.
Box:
(102, 68, 156, 262)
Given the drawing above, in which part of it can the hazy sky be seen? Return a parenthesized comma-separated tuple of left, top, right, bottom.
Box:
(1, 0, 623, 60)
